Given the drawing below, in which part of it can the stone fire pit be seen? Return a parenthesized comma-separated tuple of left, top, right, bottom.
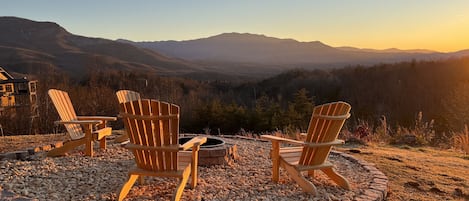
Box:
(179, 135, 238, 166)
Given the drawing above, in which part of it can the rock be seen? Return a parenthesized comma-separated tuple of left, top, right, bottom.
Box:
(385, 156, 403, 162)
(396, 134, 419, 146)
(348, 149, 362, 153)
(429, 187, 445, 194)
(404, 181, 422, 191)
(453, 188, 463, 197)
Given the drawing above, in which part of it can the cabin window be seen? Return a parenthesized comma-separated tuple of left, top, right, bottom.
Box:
(0, 85, 4, 92)
(17, 83, 28, 93)
(31, 94, 37, 103)
(29, 82, 37, 93)
(5, 84, 12, 92)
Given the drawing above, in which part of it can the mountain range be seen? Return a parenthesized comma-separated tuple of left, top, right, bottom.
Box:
(118, 33, 469, 68)
(0, 17, 208, 79)
(1, 17, 469, 80)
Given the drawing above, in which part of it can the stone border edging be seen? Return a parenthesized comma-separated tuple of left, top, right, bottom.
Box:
(331, 151, 389, 201)
(0, 141, 64, 161)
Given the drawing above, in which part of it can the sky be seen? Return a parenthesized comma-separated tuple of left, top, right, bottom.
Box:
(3, 0, 469, 52)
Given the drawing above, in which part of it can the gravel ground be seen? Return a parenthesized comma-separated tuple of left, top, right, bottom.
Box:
(0, 137, 370, 201)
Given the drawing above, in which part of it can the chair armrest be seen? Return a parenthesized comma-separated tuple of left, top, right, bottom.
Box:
(55, 120, 102, 125)
(315, 113, 351, 120)
(260, 135, 305, 146)
(124, 143, 180, 151)
(77, 116, 117, 121)
(179, 136, 207, 151)
(261, 135, 344, 147)
(303, 139, 345, 148)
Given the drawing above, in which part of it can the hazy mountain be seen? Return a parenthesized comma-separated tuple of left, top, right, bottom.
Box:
(0, 17, 207, 79)
(119, 33, 469, 68)
(335, 46, 437, 54)
(3, 17, 468, 81)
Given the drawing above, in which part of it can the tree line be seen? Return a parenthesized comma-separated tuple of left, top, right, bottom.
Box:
(2, 56, 469, 146)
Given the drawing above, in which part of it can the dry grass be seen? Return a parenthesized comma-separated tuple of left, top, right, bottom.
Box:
(454, 127, 469, 154)
(338, 144, 469, 201)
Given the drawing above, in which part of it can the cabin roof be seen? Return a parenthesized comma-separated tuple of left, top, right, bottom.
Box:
(0, 78, 29, 84)
(0, 67, 14, 81)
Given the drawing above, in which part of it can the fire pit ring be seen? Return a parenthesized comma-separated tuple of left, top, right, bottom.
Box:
(179, 136, 225, 148)
(179, 135, 237, 166)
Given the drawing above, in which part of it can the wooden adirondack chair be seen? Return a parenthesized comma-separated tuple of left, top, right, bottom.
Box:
(115, 90, 141, 143)
(118, 99, 207, 201)
(261, 101, 351, 195)
(47, 89, 116, 157)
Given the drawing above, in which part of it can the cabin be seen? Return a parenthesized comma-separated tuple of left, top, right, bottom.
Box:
(0, 67, 38, 134)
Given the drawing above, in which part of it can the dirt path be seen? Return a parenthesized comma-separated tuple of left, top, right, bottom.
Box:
(338, 145, 469, 201)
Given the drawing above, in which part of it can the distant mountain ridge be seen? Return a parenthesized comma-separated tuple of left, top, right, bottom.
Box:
(0, 17, 205, 79)
(2, 17, 469, 81)
(119, 32, 469, 67)
(335, 46, 437, 54)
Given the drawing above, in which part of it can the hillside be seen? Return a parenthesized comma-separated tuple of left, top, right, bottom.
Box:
(338, 145, 469, 201)
(0, 17, 207, 79)
(119, 33, 469, 69)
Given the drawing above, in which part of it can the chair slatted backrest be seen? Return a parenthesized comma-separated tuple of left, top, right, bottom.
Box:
(299, 101, 351, 166)
(116, 90, 141, 104)
(48, 89, 84, 140)
(120, 99, 180, 171)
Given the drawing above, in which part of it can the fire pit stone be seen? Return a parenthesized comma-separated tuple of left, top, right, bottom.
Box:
(179, 135, 238, 166)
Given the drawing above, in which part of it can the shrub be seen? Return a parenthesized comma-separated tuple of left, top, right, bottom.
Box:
(341, 120, 370, 145)
(390, 112, 435, 146)
(371, 115, 391, 144)
(453, 125, 469, 154)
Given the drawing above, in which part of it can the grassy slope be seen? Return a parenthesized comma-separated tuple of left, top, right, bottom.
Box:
(338, 145, 469, 201)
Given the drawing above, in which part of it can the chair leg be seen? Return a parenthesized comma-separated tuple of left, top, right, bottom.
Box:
(284, 164, 317, 195)
(100, 137, 107, 149)
(271, 142, 280, 182)
(85, 139, 93, 156)
(138, 176, 145, 185)
(83, 125, 94, 157)
(118, 174, 139, 201)
(190, 148, 200, 189)
(321, 167, 351, 190)
(190, 163, 197, 189)
(172, 167, 191, 201)
(47, 138, 87, 157)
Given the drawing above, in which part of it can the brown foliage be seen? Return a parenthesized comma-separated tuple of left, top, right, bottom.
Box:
(454, 125, 469, 154)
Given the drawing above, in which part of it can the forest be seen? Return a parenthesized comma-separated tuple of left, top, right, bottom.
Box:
(2, 56, 469, 148)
